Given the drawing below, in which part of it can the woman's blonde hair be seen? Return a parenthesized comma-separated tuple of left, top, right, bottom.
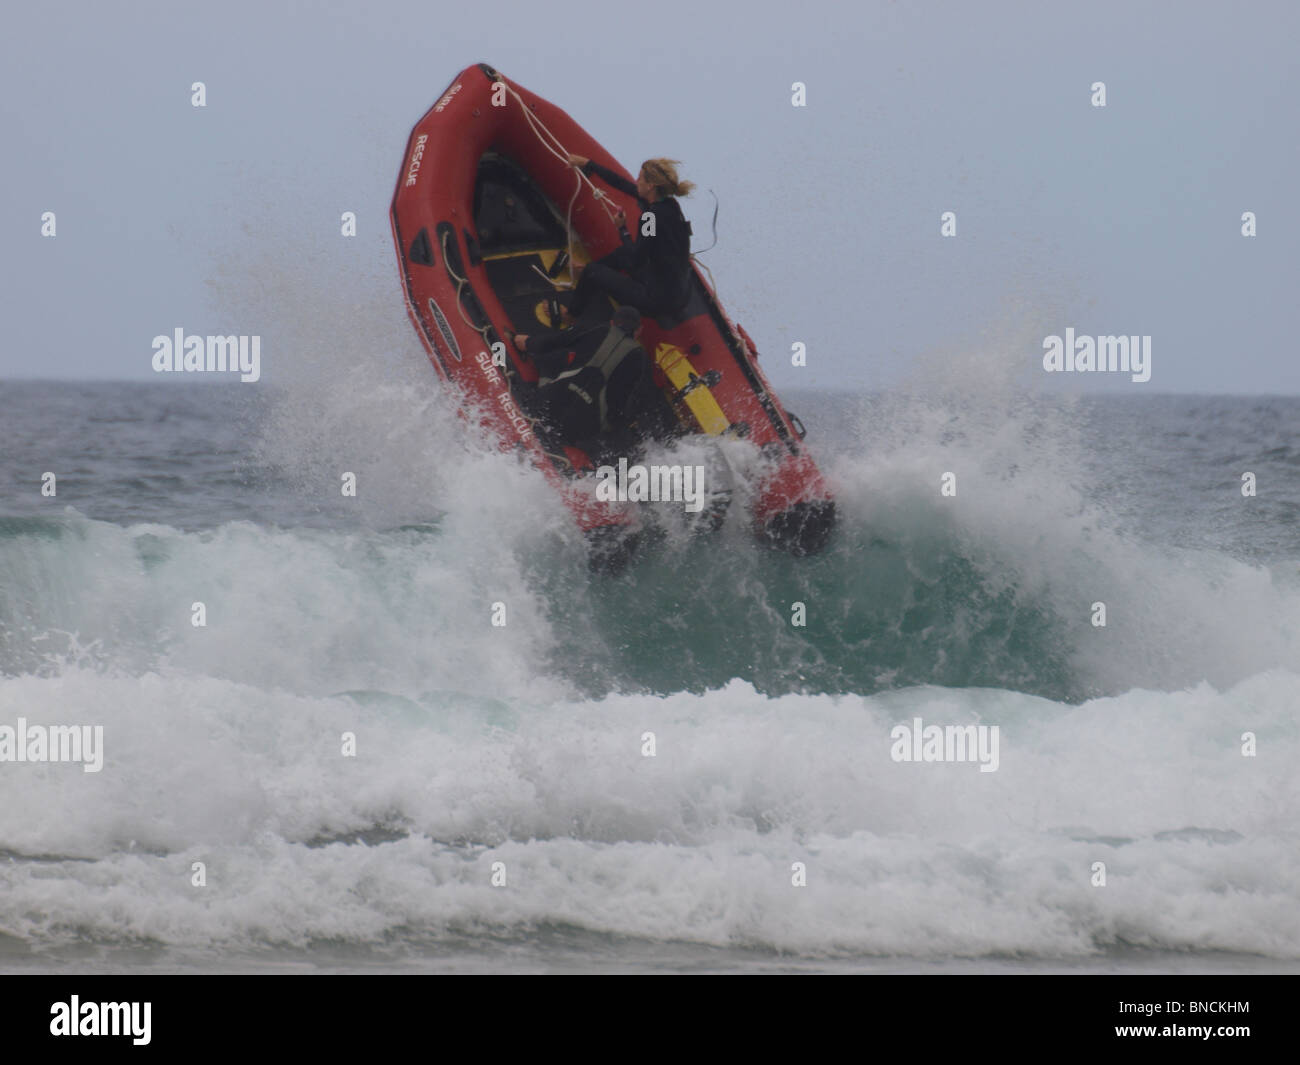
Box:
(640, 158, 695, 198)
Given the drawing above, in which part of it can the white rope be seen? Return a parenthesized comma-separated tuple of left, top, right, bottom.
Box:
(501, 82, 626, 289)
(530, 165, 586, 291)
(505, 84, 617, 218)
(441, 230, 495, 343)
(562, 167, 583, 286)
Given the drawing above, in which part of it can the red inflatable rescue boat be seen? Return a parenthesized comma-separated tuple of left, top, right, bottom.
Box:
(390, 63, 835, 569)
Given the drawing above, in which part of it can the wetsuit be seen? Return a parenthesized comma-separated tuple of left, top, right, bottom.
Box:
(568, 161, 693, 320)
(521, 323, 665, 458)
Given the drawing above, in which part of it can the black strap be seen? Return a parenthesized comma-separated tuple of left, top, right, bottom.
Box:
(692, 190, 719, 253)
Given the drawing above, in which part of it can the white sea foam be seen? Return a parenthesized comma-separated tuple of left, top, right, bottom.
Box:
(3, 240, 1298, 964)
(0, 667, 1296, 958)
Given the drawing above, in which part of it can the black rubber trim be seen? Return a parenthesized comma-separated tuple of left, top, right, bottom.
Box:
(438, 221, 465, 276)
(762, 500, 836, 557)
(392, 216, 453, 378)
(409, 227, 434, 266)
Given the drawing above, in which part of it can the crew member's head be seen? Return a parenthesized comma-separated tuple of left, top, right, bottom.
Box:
(613, 306, 641, 337)
(637, 158, 695, 201)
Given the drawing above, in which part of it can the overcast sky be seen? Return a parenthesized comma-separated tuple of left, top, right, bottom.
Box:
(3, 0, 1296, 393)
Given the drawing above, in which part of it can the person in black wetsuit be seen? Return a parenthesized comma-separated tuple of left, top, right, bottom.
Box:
(511, 306, 675, 463)
(562, 154, 695, 323)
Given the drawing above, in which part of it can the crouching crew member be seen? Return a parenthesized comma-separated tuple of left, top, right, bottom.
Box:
(511, 306, 674, 463)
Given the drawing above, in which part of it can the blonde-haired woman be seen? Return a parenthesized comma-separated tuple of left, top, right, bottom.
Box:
(562, 154, 695, 324)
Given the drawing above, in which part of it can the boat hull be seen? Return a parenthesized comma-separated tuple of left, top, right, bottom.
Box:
(390, 63, 836, 559)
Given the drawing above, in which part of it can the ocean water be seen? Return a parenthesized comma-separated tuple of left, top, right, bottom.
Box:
(1, 377, 1298, 973)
